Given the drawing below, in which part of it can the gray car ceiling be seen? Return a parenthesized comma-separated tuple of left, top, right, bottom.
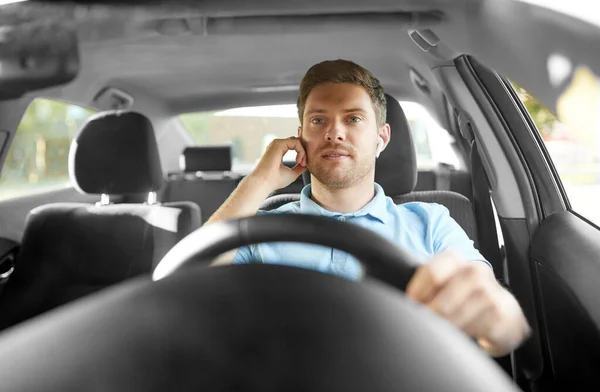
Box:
(3, 0, 600, 117)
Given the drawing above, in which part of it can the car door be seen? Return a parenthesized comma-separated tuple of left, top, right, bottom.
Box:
(457, 55, 600, 391)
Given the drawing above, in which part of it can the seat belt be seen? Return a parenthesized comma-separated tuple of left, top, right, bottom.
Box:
(470, 142, 504, 280)
(457, 112, 505, 283)
(457, 113, 513, 372)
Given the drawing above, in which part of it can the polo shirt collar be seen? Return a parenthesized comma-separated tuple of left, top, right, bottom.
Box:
(299, 182, 388, 224)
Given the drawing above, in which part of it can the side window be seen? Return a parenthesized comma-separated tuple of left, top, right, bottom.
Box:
(0, 98, 95, 201)
(402, 101, 462, 170)
(512, 76, 600, 226)
(409, 117, 433, 163)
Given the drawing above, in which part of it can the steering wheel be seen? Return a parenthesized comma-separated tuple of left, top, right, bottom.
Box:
(153, 214, 422, 288)
(0, 214, 520, 391)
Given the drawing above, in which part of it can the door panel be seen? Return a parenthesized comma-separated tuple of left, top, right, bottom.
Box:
(530, 211, 600, 387)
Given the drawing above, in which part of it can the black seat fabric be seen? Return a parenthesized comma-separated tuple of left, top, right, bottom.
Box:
(0, 111, 200, 329)
(163, 146, 240, 224)
(414, 166, 473, 202)
(260, 94, 480, 248)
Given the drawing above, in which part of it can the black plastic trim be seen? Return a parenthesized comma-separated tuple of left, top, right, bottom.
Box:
(495, 76, 567, 217)
(455, 56, 542, 227)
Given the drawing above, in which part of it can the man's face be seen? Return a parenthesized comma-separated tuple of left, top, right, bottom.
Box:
(298, 83, 387, 188)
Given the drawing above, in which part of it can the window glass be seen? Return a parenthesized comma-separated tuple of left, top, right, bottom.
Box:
(0, 99, 95, 201)
(512, 72, 600, 225)
(179, 101, 460, 172)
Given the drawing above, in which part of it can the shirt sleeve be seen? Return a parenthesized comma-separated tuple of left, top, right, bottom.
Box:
(232, 245, 253, 264)
(231, 209, 271, 265)
(430, 203, 492, 270)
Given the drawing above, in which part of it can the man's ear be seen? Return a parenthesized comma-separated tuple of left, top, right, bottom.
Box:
(297, 126, 302, 138)
(379, 123, 391, 149)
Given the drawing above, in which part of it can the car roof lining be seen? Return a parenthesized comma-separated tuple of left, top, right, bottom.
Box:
(5, 1, 447, 117)
(4, 0, 600, 116)
(6, 0, 596, 129)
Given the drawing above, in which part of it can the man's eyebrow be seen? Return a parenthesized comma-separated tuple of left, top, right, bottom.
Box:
(305, 108, 326, 115)
(304, 108, 368, 115)
(343, 108, 368, 114)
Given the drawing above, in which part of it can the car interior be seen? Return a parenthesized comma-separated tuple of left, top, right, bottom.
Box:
(0, 111, 201, 329)
(0, 0, 599, 391)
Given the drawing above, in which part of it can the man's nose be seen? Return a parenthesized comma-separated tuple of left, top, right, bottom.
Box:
(325, 120, 347, 142)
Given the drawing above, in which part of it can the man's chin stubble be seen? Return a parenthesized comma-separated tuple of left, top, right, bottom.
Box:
(310, 166, 369, 189)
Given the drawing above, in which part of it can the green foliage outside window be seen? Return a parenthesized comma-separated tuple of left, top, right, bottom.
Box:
(511, 82, 558, 140)
(0, 99, 95, 200)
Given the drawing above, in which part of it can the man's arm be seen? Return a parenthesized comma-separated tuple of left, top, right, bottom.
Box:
(205, 175, 274, 225)
(429, 203, 490, 269)
(406, 204, 531, 357)
(205, 137, 307, 226)
(406, 252, 531, 357)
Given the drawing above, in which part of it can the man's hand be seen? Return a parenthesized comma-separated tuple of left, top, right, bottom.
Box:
(405, 250, 531, 357)
(205, 137, 307, 226)
(250, 137, 307, 193)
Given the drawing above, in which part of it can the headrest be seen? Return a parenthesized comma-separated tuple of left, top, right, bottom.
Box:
(302, 93, 417, 195)
(69, 111, 164, 195)
(180, 146, 232, 172)
(375, 93, 417, 195)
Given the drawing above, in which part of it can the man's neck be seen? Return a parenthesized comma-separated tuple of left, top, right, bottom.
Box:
(310, 176, 376, 213)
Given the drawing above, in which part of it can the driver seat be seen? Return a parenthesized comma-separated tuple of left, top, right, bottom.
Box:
(0, 111, 200, 329)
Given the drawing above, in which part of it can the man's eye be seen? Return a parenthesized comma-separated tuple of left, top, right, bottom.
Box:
(311, 118, 325, 125)
(348, 116, 362, 123)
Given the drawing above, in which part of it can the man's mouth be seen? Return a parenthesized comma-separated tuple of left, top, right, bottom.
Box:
(321, 150, 350, 160)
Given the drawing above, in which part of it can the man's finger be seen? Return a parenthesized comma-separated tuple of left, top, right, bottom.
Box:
(429, 285, 493, 336)
(427, 265, 481, 317)
(405, 249, 463, 303)
(296, 150, 304, 165)
(460, 296, 497, 337)
(291, 163, 307, 175)
(282, 137, 306, 155)
(280, 138, 306, 165)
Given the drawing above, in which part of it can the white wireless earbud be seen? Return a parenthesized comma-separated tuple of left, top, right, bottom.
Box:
(376, 136, 384, 158)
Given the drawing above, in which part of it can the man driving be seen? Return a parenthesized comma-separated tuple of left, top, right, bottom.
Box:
(206, 59, 531, 357)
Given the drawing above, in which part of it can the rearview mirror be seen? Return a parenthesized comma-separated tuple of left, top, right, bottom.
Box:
(0, 19, 79, 100)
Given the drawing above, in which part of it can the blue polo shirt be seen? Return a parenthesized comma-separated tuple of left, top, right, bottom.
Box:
(233, 183, 489, 281)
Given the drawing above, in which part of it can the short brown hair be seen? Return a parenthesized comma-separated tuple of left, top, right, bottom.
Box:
(297, 59, 387, 127)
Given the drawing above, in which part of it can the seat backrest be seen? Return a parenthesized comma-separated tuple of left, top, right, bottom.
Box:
(0, 111, 200, 329)
(393, 191, 478, 247)
(414, 164, 473, 202)
(163, 146, 240, 224)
